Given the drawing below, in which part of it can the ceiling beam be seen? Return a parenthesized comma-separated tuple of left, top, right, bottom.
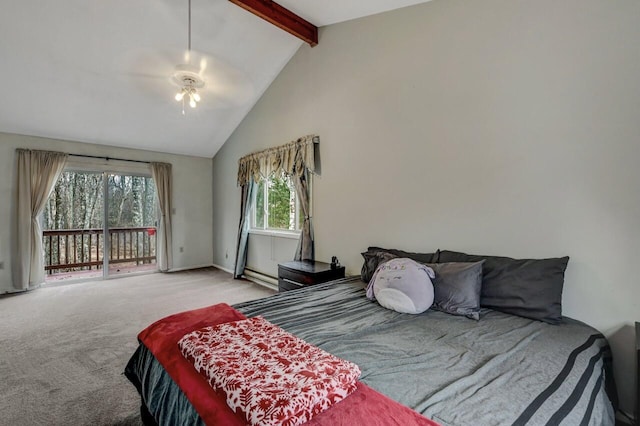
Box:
(229, 0, 318, 47)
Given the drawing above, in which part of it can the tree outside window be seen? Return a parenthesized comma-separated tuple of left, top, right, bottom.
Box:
(252, 172, 299, 232)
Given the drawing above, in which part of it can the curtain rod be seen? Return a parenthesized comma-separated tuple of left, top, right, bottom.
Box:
(69, 153, 150, 165)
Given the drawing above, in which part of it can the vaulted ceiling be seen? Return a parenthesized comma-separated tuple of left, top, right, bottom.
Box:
(0, 0, 431, 158)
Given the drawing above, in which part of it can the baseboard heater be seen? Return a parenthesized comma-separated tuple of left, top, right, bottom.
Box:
(243, 269, 278, 291)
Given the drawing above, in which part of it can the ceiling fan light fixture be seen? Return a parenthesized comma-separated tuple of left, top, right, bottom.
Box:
(173, 0, 205, 113)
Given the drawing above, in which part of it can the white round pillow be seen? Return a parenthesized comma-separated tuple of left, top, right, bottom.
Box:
(365, 258, 435, 314)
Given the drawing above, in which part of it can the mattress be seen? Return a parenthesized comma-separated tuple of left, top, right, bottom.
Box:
(125, 277, 616, 425)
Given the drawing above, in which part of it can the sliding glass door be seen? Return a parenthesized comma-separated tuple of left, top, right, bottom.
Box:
(43, 171, 105, 281)
(106, 174, 157, 277)
(43, 170, 158, 281)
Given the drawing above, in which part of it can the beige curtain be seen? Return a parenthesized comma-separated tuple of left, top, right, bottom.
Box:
(12, 149, 68, 291)
(236, 135, 318, 271)
(233, 181, 255, 278)
(237, 135, 318, 186)
(293, 169, 314, 261)
(151, 162, 173, 272)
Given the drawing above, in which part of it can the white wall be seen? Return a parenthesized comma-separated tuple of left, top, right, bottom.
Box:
(0, 132, 214, 292)
(211, 0, 640, 413)
(246, 233, 299, 277)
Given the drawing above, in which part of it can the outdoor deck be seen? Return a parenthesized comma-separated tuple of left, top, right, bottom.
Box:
(43, 226, 157, 282)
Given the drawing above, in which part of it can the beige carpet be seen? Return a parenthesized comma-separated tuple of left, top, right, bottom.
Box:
(0, 268, 275, 426)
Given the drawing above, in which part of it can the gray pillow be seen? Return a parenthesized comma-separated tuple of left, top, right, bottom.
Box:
(437, 250, 569, 324)
(361, 251, 398, 283)
(361, 247, 438, 283)
(425, 261, 484, 320)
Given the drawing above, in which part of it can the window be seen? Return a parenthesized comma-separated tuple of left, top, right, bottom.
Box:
(251, 173, 303, 234)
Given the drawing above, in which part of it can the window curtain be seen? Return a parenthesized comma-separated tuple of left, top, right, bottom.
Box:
(12, 149, 68, 291)
(233, 180, 255, 278)
(237, 135, 318, 186)
(151, 162, 173, 272)
(235, 135, 318, 276)
(293, 168, 314, 261)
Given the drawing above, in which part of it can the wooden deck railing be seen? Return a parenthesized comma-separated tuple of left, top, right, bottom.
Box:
(43, 227, 156, 274)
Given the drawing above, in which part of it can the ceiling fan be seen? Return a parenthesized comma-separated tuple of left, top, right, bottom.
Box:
(173, 0, 204, 114)
(124, 0, 253, 113)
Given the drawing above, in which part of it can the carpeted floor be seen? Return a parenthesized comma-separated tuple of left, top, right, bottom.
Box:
(0, 268, 275, 426)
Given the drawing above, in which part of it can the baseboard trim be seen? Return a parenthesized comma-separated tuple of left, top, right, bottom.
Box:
(0, 287, 29, 297)
(167, 264, 214, 273)
(211, 263, 234, 274)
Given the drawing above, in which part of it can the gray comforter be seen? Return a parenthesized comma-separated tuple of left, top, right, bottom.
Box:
(126, 277, 616, 426)
(235, 278, 615, 426)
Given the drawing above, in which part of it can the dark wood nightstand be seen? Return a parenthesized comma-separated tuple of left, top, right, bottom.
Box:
(278, 260, 345, 292)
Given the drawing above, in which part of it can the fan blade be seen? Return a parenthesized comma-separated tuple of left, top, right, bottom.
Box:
(122, 49, 254, 108)
(122, 72, 167, 80)
(199, 57, 207, 74)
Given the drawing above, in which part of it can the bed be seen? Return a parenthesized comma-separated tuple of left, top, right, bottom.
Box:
(125, 249, 617, 426)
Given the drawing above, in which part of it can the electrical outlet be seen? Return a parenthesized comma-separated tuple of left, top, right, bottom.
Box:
(179, 247, 184, 253)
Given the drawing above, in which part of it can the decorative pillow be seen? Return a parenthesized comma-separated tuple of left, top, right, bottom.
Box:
(361, 247, 438, 283)
(361, 251, 398, 283)
(437, 250, 569, 324)
(365, 258, 435, 314)
(425, 261, 484, 320)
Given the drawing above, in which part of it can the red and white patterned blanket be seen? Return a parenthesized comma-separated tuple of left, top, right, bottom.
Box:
(178, 316, 361, 426)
